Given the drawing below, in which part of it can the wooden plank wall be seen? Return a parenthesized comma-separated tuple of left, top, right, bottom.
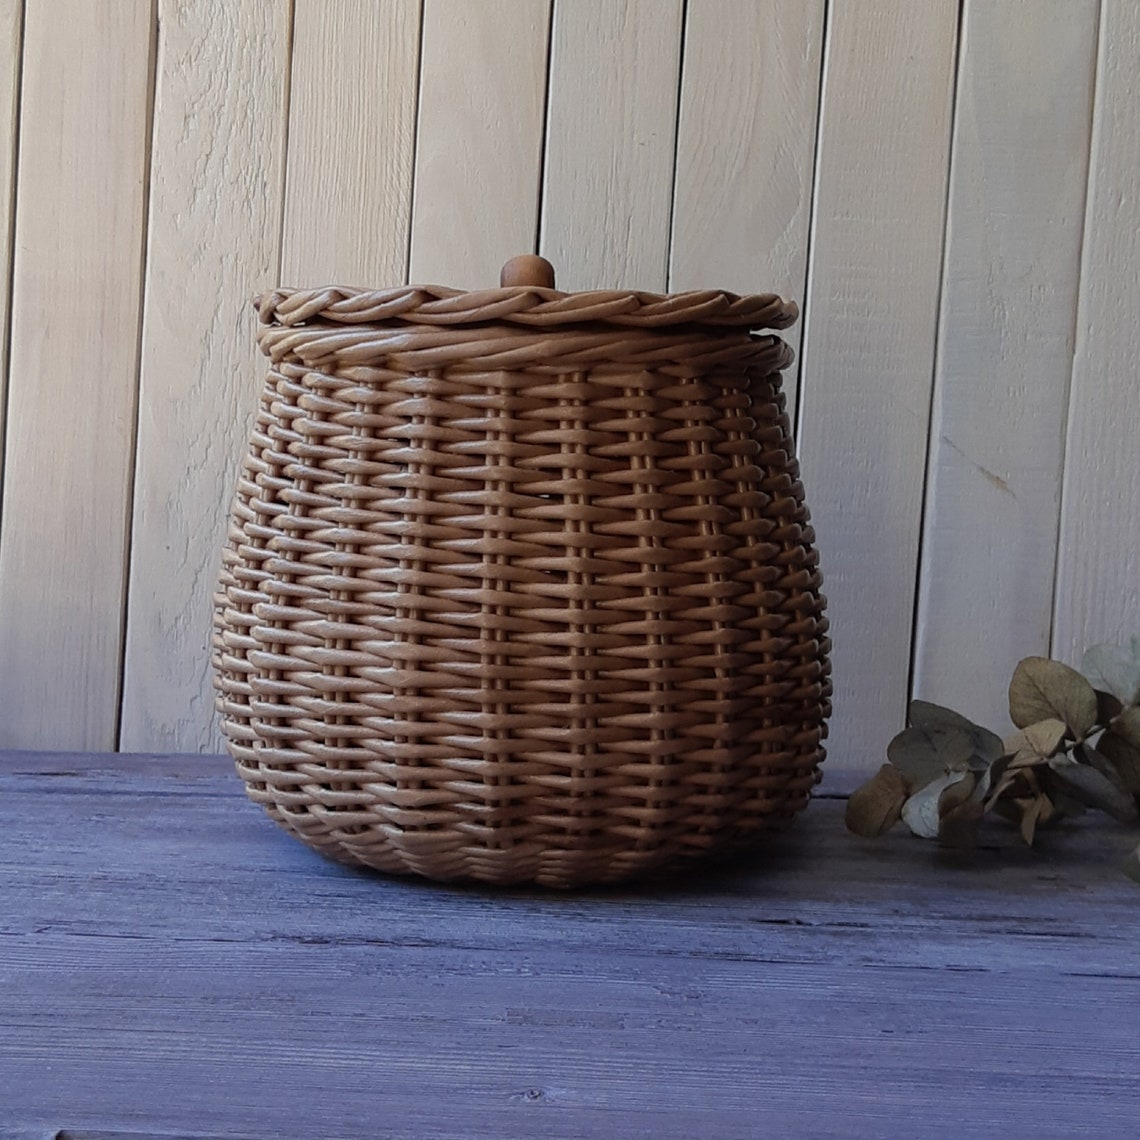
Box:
(0, 0, 1134, 763)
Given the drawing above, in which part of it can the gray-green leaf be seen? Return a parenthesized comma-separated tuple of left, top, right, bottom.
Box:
(909, 700, 1005, 764)
(1082, 641, 1140, 708)
(1076, 741, 1133, 796)
(1046, 755, 1138, 823)
(902, 771, 971, 840)
(1097, 715, 1140, 794)
(888, 725, 975, 791)
(1009, 656, 1098, 737)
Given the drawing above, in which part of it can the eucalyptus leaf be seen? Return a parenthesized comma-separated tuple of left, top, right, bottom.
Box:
(846, 764, 909, 838)
(1081, 641, 1140, 708)
(887, 724, 975, 790)
(1003, 743, 1046, 771)
(985, 756, 1033, 809)
(1076, 741, 1132, 796)
(901, 771, 971, 840)
(939, 771, 978, 815)
(1005, 718, 1067, 760)
(1095, 689, 1125, 726)
(1037, 794, 1060, 829)
(992, 797, 1023, 826)
(909, 700, 1005, 764)
(1111, 706, 1140, 748)
(977, 754, 1010, 803)
(1009, 657, 1098, 737)
(1097, 727, 1140, 795)
(1046, 755, 1138, 823)
(936, 771, 984, 850)
(1027, 717, 1068, 756)
(908, 700, 974, 731)
(938, 796, 985, 850)
(1045, 786, 1089, 818)
(1019, 794, 1049, 846)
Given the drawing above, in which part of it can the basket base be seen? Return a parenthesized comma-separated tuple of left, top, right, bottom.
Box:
(244, 770, 821, 889)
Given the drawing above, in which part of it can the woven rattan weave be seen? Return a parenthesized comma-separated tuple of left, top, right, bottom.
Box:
(212, 258, 830, 888)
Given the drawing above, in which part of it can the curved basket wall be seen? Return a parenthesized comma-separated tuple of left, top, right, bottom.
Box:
(212, 275, 831, 888)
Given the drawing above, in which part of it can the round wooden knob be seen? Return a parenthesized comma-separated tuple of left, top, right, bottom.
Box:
(500, 254, 556, 290)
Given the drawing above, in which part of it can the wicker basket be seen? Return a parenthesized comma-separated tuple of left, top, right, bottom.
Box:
(212, 255, 830, 888)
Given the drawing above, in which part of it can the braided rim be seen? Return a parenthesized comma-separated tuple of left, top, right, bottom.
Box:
(255, 284, 799, 332)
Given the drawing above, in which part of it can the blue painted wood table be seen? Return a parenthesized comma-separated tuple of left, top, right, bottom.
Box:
(1, 750, 1138, 1138)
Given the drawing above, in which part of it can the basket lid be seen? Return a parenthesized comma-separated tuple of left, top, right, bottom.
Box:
(256, 254, 798, 333)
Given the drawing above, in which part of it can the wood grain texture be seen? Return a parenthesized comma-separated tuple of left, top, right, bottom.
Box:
(669, 0, 824, 400)
(540, 0, 683, 293)
(796, 1, 959, 767)
(118, 0, 292, 753)
(1053, 0, 1140, 663)
(280, 0, 422, 289)
(0, 1, 154, 750)
(0, 0, 20, 452)
(408, 0, 551, 289)
(913, 0, 1099, 733)
(1, 751, 1138, 1138)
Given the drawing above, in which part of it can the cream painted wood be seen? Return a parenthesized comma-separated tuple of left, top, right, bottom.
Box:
(119, 0, 291, 752)
(540, 0, 683, 293)
(0, 0, 21, 446)
(0, 0, 153, 750)
(280, 0, 421, 288)
(913, 0, 1098, 734)
(1053, 0, 1140, 664)
(796, 1, 958, 764)
(912, 0, 1098, 729)
(0, 0, 1133, 757)
(669, 0, 824, 405)
(409, 0, 550, 290)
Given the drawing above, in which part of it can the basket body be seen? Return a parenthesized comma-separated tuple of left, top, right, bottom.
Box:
(213, 282, 830, 887)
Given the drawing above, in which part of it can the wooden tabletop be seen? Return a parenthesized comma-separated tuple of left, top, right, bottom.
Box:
(2, 750, 1138, 1139)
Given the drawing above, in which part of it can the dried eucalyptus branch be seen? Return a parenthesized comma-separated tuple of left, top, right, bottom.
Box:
(846, 636, 1140, 881)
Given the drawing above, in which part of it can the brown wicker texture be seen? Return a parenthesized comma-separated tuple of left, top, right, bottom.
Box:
(212, 265, 830, 888)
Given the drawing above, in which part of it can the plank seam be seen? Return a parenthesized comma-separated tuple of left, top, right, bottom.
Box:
(0, 0, 25, 555)
(403, 0, 427, 286)
(663, 0, 689, 293)
(536, 0, 559, 258)
(274, 1, 297, 286)
(792, 0, 831, 445)
(1049, 0, 1105, 661)
(906, 0, 968, 709)
(531, 0, 555, 255)
(113, 0, 162, 752)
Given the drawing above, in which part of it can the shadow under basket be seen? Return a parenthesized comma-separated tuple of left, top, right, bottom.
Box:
(212, 255, 831, 888)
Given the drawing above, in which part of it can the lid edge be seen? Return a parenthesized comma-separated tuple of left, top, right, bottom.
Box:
(253, 284, 799, 332)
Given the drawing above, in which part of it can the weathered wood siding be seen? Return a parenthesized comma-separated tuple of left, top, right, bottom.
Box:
(0, 0, 1133, 762)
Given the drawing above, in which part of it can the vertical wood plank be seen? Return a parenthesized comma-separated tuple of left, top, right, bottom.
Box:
(281, 0, 422, 288)
(1053, 0, 1140, 662)
(0, 0, 20, 443)
(0, 0, 154, 750)
(669, 0, 824, 396)
(409, 0, 550, 289)
(796, 1, 958, 766)
(118, 0, 292, 752)
(913, 0, 1099, 731)
(541, 0, 683, 293)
